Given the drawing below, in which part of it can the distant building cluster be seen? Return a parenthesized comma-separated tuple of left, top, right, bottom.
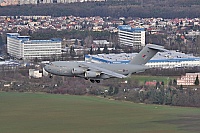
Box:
(0, 0, 105, 6)
(1, 16, 200, 48)
(1, 15, 200, 64)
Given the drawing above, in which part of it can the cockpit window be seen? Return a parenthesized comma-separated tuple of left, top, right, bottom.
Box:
(49, 62, 59, 67)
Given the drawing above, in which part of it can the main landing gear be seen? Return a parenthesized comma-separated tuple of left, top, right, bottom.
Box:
(96, 80, 100, 83)
(90, 79, 100, 83)
(90, 79, 95, 83)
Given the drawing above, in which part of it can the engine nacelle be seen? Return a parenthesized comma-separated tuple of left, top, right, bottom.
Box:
(85, 71, 100, 78)
(72, 67, 85, 74)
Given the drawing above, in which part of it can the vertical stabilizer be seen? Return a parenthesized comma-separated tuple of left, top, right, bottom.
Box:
(129, 44, 166, 65)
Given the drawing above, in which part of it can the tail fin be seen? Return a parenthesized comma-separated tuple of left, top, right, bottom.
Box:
(129, 44, 166, 65)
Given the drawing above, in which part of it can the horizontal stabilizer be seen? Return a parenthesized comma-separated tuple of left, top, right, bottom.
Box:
(147, 44, 168, 52)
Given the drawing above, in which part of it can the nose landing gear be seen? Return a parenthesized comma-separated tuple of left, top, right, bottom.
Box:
(49, 74, 53, 78)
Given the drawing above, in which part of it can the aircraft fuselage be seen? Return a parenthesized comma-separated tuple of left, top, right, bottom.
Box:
(44, 61, 149, 79)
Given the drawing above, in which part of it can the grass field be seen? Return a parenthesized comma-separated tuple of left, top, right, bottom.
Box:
(0, 92, 200, 133)
(132, 75, 177, 85)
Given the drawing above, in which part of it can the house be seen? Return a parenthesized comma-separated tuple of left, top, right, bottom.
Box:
(177, 73, 200, 86)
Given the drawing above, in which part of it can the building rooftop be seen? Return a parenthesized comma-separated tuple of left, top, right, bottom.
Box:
(7, 33, 61, 44)
(85, 50, 200, 64)
(118, 25, 145, 32)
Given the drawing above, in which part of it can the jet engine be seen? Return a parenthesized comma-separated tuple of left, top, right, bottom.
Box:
(72, 67, 85, 74)
(85, 71, 100, 78)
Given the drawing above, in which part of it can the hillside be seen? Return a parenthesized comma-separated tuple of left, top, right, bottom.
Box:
(1, 92, 200, 133)
(0, 0, 200, 18)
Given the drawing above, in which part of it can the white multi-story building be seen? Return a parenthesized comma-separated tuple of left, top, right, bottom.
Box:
(118, 25, 145, 47)
(7, 33, 61, 59)
(177, 73, 200, 86)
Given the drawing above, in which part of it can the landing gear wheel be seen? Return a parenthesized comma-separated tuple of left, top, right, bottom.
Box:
(49, 74, 53, 78)
(96, 80, 100, 83)
(90, 79, 95, 83)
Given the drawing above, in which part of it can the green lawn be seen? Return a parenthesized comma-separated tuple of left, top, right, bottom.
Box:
(0, 92, 200, 133)
(132, 75, 177, 85)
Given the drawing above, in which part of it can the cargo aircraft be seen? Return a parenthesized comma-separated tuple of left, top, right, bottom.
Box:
(44, 44, 166, 83)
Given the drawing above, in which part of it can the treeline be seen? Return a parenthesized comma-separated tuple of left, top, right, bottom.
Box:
(1, 66, 200, 107)
(115, 85, 200, 107)
(30, 29, 111, 40)
(0, 0, 200, 18)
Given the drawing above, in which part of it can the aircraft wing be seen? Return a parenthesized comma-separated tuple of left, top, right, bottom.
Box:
(80, 62, 127, 78)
